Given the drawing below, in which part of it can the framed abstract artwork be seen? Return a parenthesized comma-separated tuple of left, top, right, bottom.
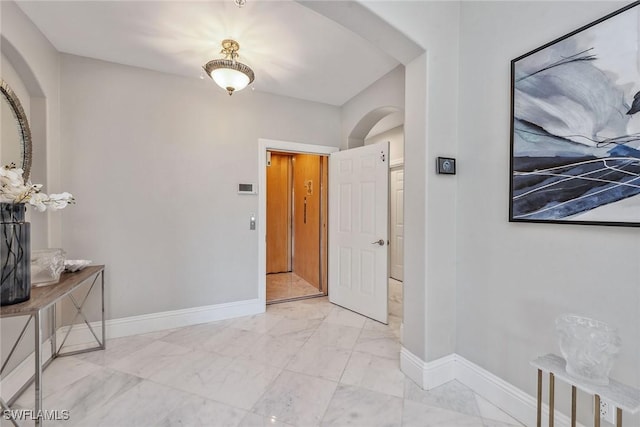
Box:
(510, 1, 640, 226)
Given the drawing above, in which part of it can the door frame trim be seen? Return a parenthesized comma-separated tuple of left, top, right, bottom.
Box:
(258, 139, 339, 308)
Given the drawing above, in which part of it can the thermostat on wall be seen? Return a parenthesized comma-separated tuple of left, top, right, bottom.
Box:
(238, 183, 257, 195)
(436, 157, 456, 175)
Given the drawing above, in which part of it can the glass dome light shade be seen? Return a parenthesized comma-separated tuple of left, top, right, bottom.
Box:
(203, 59, 255, 96)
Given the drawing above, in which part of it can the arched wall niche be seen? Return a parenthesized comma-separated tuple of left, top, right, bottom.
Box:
(348, 105, 404, 149)
(1, 35, 49, 250)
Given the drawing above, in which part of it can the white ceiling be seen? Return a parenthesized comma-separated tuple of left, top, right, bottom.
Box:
(16, 0, 401, 106)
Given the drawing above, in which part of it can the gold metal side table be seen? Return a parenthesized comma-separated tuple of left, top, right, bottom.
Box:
(531, 354, 640, 427)
(0, 265, 105, 426)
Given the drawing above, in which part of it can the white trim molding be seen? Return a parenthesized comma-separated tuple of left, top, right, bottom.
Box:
(400, 347, 455, 390)
(257, 138, 339, 309)
(400, 348, 586, 427)
(59, 298, 263, 349)
(389, 157, 404, 168)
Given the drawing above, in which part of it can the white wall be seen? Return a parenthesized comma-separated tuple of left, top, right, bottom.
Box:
(365, 125, 404, 164)
(341, 65, 404, 149)
(0, 0, 60, 377)
(1, 2, 59, 250)
(457, 1, 639, 424)
(362, 1, 460, 362)
(59, 54, 341, 320)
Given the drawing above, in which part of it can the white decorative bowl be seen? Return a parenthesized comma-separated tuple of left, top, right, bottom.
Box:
(555, 314, 621, 385)
(64, 259, 92, 273)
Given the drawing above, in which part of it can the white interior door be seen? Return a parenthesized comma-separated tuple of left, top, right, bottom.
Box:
(390, 167, 404, 281)
(329, 141, 389, 323)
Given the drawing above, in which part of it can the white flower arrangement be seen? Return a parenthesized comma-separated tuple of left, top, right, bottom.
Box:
(0, 164, 74, 212)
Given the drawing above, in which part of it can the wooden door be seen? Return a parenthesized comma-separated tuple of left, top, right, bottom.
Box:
(292, 154, 321, 289)
(266, 153, 291, 273)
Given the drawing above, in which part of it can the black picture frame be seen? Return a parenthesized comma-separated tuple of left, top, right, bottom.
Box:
(510, 1, 640, 227)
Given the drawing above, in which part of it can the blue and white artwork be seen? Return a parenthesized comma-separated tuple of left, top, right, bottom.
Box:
(510, 1, 640, 226)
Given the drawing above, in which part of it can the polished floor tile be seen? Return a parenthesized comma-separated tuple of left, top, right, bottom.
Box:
(252, 370, 337, 426)
(7, 293, 524, 427)
(158, 394, 248, 427)
(340, 351, 406, 398)
(266, 272, 323, 303)
(321, 384, 403, 427)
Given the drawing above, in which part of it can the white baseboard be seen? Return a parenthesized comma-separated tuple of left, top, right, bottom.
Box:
(1, 298, 263, 401)
(57, 298, 263, 348)
(400, 348, 587, 427)
(400, 347, 456, 390)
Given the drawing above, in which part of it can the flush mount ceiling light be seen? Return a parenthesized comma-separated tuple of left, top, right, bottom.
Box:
(203, 39, 255, 96)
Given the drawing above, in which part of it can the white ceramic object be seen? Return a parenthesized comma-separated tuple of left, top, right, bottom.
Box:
(555, 314, 621, 385)
(64, 259, 92, 272)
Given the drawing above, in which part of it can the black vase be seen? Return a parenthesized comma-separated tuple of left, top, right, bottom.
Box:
(0, 203, 31, 306)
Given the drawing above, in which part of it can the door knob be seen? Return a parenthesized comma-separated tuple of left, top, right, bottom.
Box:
(371, 239, 385, 246)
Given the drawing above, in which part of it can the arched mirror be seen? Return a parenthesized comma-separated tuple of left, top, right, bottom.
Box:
(1, 79, 32, 180)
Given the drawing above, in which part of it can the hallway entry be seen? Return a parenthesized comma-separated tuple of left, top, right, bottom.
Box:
(266, 152, 328, 303)
(259, 139, 390, 325)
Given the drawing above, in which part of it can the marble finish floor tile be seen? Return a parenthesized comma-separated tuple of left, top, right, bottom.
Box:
(267, 317, 323, 337)
(476, 395, 524, 426)
(388, 278, 403, 318)
(72, 334, 158, 366)
(14, 356, 103, 408)
(321, 384, 403, 427)
(340, 351, 405, 398)
(6, 297, 526, 427)
(73, 378, 192, 427)
(402, 399, 485, 427)
(304, 322, 362, 350)
(236, 330, 309, 368)
(239, 412, 296, 427)
(252, 370, 337, 427)
(404, 379, 481, 418)
(45, 368, 141, 425)
(267, 298, 333, 320)
(353, 328, 401, 360)
(266, 272, 323, 303)
(286, 341, 351, 382)
(158, 394, 247, 427)
(158, 319, 230, 351)
(324, 305, 368, 328)
(228, 312, 286, 334)
(107, 340, 192, 379)
(148, 348, 235, 399)
(196, 357, 282, 410)
(198, 326, 266, 357)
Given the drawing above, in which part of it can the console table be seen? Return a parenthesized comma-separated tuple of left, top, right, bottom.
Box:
(531, 354, 640, 427)
(0, 265, 105, 426)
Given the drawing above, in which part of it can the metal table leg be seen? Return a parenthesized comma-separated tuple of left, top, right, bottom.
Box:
(51, 303, 57, 358)
(549, 372, 555, 427)
(571, 385, 576, 427)
(0, 396, 20, 426)
(536, 369, 542, 427)
(34, 310, 43, 427)
(101, 270, 105, 349)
